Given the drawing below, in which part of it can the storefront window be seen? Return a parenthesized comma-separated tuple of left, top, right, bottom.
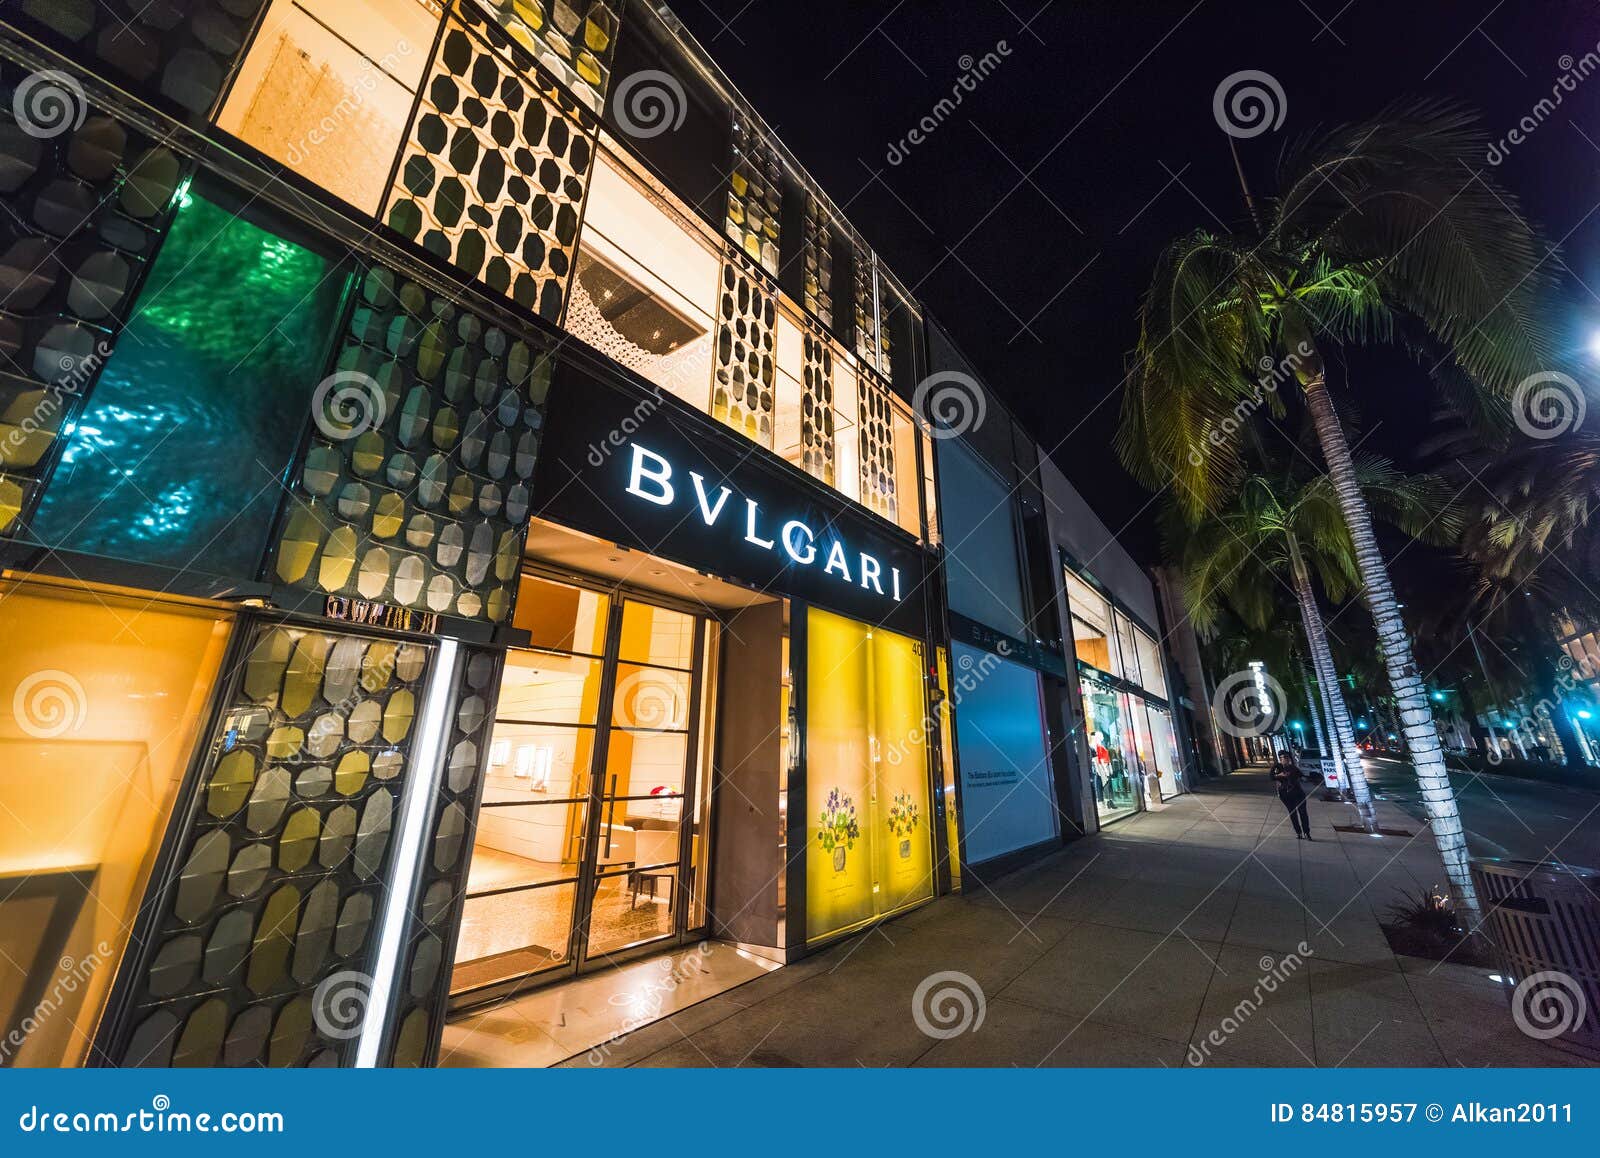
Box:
(217, 0, 439, 214)
(949, 643, 1058, 865)
(805, 609, 933, 941)
(1135, 626, 1168, 699)
(1148, 705, 1182, 799)
(566, 145, 720, 409)
(1080, 674, 1140, 824)
(0, 580, 233, 1066)
(1064, 570, 1120, 679)
(30, 188, 345, 580)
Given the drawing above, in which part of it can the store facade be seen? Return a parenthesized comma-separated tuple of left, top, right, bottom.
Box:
(0, 0, 1190, 1068)
(1040, 456, 1193, 829)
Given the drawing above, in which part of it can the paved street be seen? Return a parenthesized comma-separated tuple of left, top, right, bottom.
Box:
(1363, 756, 1600, 869)
(565, 768, 1591, 1068)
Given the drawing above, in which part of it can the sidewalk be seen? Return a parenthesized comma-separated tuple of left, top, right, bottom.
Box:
(570, 766, 1589, 1067)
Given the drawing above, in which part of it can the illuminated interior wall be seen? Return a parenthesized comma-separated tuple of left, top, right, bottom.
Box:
(218, 0, 438, 214)
(0, 580, 232, 1067)
(804, 608, 932, 943)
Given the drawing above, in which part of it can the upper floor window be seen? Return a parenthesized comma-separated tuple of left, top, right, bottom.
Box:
(217, 0, 439, 214)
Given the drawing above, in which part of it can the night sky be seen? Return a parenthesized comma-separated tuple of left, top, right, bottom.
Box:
(670, 0, 1600, 564)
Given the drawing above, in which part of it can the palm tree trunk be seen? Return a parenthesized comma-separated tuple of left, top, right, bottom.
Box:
(1301, 659, 1340, 785)
(1286, 532, 1377, 827)
(1289, 328, 1481, 918)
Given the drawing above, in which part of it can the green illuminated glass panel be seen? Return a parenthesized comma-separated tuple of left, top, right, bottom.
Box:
(31, 188, 344, 579)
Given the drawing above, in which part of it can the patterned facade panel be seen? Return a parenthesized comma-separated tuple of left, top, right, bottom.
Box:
(724, 114, 780, 276)
(384, 6, 597, 323)
(852, 244, 888, 374)
(801, 194, 835, 330)
(108, 621, 436, 1068)
(384, 646, 499, 1066)
(271, 264, 550, 625)
(0, 67, 186, 535)
(8, 0, 266, 118)
(469, 0, 620, 116)
(800, 322, 835, 488)
(858, 367, 898, 524)
(711, 252, 775, 448)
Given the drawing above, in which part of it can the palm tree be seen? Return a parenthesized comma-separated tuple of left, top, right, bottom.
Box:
(1170, 459, 1459, 827)
(1118, 99, 1560, 915)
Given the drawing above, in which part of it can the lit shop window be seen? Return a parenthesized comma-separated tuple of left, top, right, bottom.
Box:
(0, 580, 232, 1066)
(1134, 626, 1167, 699)
(1063, 569, 1122, 680)
(805, 609, 933, 941)
(566, 145, 720, 409)
(217, 0, 439, 214)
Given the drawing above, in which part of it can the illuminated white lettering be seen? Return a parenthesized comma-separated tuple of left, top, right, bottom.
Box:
(688, 471, 732, 526)
(891, 567, 903, 601)
(781, 519, 817, 565)
(625, 444, 674, 506)
(744, 498, 775, 549)
(859, 553, 884, 595)
(824, 539, 851, 582)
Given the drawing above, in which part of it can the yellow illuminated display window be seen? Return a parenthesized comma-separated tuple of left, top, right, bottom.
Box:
(805, 609, 933, 942)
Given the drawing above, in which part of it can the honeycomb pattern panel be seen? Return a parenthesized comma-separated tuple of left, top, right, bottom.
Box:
(9, 0, 266, 118)
(801, 194, 835, 331)
(384, 7, 596, 323)
(469, 0, 620, 116)
(0, 67, 186, 535)
(111, 622, 435, 1068)
(858, 367, 898, 524)
(272, 264, 551, 625)
(724, 115, 780, 276)
(800, 324, 835, 488)
(385, 646, 499, 1067)
(711, 253, 775, 448)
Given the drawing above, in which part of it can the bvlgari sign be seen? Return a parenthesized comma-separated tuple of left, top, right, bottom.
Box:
(532, 365, 928, 635)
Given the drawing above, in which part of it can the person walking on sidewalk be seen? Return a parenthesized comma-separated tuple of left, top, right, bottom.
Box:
(1272, 750, 1313, 839)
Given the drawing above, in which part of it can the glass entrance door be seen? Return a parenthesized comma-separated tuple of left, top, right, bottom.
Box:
(451, 575, 714, 1000)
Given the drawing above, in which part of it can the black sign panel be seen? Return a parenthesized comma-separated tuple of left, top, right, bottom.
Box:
(532, 365, 929, 636)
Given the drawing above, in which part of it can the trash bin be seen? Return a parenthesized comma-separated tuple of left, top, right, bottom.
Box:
(1469, 858, 1600, 1058)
